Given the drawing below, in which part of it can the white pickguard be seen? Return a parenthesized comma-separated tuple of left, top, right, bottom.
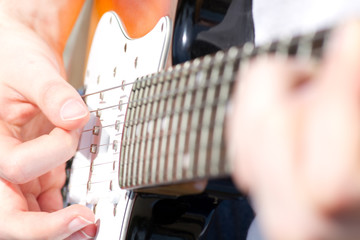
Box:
(67, 12, 171, 239)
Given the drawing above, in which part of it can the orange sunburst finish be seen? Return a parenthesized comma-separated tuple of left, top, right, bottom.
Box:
(92, 0, 176, 38)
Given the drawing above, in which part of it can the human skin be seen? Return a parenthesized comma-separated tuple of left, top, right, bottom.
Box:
(227, 22, 360, 240)
(0, 0, 96, 239)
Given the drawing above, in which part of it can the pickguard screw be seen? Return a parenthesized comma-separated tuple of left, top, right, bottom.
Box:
(134, 57, 138, 69)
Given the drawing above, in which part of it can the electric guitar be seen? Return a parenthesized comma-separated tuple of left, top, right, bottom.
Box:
(64, 4, 329, 240)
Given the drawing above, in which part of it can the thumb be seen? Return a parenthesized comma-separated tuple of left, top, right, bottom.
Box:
(8, 205, 96, 240)
(12, 56, 89, 130)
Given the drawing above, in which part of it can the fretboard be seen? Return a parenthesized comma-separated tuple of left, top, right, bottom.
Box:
(119, 28, 330, 189)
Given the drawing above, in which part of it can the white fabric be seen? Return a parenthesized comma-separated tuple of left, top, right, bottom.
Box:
(253, 0, 360, 45)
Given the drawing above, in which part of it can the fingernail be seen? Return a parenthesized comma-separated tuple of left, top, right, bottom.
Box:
(68, 216, 93, 232)
(80, 230, 95, 239)
(61, 99, 88, 121)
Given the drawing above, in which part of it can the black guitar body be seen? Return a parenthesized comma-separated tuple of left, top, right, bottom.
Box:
(127, 179, 254, 240)
(126, 0, 255, 239)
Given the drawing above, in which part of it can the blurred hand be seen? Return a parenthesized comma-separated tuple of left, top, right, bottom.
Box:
(0, 1, 96, 239)
(228, 21, 360, 240)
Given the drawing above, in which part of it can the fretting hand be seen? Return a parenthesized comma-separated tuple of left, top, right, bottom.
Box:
(228, 22, 360, 240)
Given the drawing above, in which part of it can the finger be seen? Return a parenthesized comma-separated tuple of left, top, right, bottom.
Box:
(38, 188, 63, 212)
(9, 53, 89, 130)
(228, 57, 325, 239)
(2, 205, 96, 240)
(0, 127, 80, 184)
(303, 21, 360, 211)
(228, 56, 311, 190)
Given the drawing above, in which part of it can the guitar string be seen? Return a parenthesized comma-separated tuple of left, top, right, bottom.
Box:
(77, 111, 225, 157)
(83, 76, 233, 123)
(78, 106, 229, 189)
(82, 123, 120, 132)
(79, 38, 326, 134)
(75, 110, 226, 189)
(80, 51, 324, 135)
(79, 28, 327, 100)
(80, 96, 228, 163)
(82, 57, 234, 111)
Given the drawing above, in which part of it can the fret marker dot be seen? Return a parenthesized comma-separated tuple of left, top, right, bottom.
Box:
(136, 125, 141, 136)
(134, 57, 138, 69)
(196, 72, 204, 85)
(147, 121, 153, 134)
(161, 117, 169, 131)
(182, 153, 190, 170)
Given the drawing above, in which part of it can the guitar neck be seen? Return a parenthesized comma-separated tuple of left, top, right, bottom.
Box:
(119, 28, 330, 189)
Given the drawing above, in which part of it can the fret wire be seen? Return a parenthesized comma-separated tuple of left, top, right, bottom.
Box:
(157, 79, 171, 183)
(187, 73, 201, 177)
(119, 88, 135, 187)
(140, 86, 152, 186)
(182, 66, 199, 179)
(128, 84, 142, 187)
(208, 54, 233, 176)
(134, 85, 147, 186)
(150, 77, 163, 185)
(172, 64, 187, 181)
(210, 88, 226, 176)
(162, 67, 182, 182)
(191, 70, 207, 178)
(202, 56, 222, 177)
(131, 86, 145, 186)
(142, 83, 157, 185)
(166, 71, 181, 182)
(214, 64, 234, 176)
(147, 82, 160, 185)
(125, 91, 138, 187)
